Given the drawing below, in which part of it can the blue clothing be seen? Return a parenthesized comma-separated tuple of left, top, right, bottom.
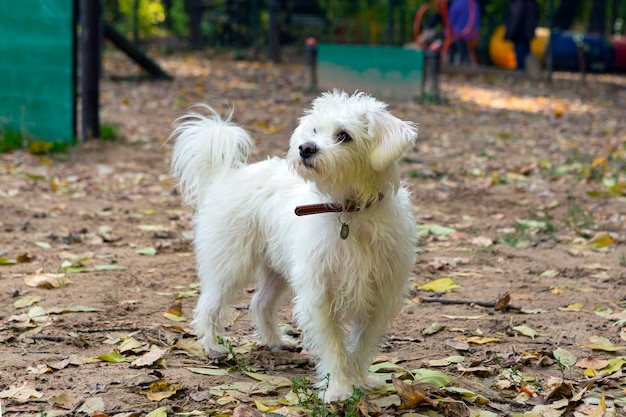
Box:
(448, 0, 480, 42)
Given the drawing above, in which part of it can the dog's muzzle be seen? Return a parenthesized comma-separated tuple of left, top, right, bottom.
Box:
(298, 142, 318, 160)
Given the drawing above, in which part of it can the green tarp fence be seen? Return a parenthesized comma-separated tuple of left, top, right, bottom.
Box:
(318, 44, 425, 100)
(0, 0, 75, 145)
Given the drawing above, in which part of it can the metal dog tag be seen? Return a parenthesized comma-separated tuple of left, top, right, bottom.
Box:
(340, 223, 349, 240)
(338, 211, 351, 240)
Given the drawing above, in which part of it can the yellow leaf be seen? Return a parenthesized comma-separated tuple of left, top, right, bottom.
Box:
(186, 367, 229, 376)
(163, 301, 186, 322)
(599, 357, 626, 374)
(254, 399, 278, 413)
(163, 312, 186, 322)
(416, 277, 461, 293)
(119, 337, 142, 353)
(513, 325, 541, 339)
(558, 302, 584, 312)
(97, 352, 128, 363)
(588, 391, 606, 417)
(461, 336, 500, 344)
(590, 157, 606, 168)
(145, 381, 179, 401)
(586, 233, 614, 250)
(584, 336, 626, 352)
(241, 370, 292, 388)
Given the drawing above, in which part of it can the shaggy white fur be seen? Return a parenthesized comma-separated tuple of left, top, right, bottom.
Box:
(170, 90, 418, 402)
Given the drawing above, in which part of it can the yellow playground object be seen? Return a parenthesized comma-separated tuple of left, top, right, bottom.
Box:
(489, 25, 549, 68)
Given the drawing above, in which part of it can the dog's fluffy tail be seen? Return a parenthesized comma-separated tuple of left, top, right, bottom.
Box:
(169, 105, 254, 208)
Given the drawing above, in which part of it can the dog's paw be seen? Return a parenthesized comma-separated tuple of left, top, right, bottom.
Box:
(317, 376, 355, 403)
(198, 335, 229, 356)
(259, 334, 299, 351)
(320, 384, 354, 403)
(279, 334, 299, 348)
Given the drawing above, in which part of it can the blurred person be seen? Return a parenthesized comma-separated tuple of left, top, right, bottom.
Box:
(505, 0, 540, 70)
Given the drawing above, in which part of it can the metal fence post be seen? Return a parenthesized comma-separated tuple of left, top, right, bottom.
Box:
(305, 38, 318, 92)
(80, 0, 100, 140)
(422, 50, 439, 104)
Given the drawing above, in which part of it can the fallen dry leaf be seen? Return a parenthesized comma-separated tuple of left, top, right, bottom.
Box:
(391, 375, 434, 409)
(131, 346, 168, 367)
(24, 272, 70, 288)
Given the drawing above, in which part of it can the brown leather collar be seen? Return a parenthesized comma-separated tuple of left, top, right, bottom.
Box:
(294, 193, 384, 216)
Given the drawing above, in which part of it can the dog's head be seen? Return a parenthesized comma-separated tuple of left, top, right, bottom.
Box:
(289, 90, 417, 203)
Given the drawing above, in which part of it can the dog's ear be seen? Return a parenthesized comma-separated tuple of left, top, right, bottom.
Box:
(367, 111, 417, 171)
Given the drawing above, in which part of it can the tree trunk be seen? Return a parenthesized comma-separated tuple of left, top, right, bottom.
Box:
(554, 0, 583, 30)
(185, 0, 203, 50)
(268, 0, 280, 62)
(588, 0, 606, 34)
(163, 0, 173, 31)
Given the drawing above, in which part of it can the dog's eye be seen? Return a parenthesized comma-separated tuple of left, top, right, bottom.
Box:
(313, 128, 317, 134)
(337, 131, 352, 143)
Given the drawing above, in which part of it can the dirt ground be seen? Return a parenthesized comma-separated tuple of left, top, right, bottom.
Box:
(1, 50, 625, 417)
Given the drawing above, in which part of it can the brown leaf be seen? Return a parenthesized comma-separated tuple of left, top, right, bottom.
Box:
(391, 375, 433, 409)
(17, 253, 33, 263)
(494, 293, 511, 311)
(446, 338, 471, 351)
(24, 272, 70, 289)
(357, 397, 382, 416)
(131, 346, 168, 368)
(145, 381, 180, 401)
(544, 380, 573, 401)
(175, 338, 207, 360)
(233, 404, 263, 417)
(575, 356, 610, 370)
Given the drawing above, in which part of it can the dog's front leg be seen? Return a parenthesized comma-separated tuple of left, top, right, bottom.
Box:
(347, 315, 389, 392)
(293, 297, 355, 402)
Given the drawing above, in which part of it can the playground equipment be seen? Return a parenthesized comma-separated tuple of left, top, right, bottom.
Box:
(413, 0, 479, 65)
(551, 31, 614, 73)
(489, 25, 549, 69)
(612, 35, 626, 72)
(489, 25, 616, 74)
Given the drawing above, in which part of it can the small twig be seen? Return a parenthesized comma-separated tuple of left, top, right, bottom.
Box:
(419, 296, 522, 312)
(103, 405, 157, 414)
(28, 335, 69, 342)
(78, 326, 141, 333)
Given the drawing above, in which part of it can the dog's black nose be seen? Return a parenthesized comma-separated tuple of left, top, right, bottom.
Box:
(299, 142, 318, 159)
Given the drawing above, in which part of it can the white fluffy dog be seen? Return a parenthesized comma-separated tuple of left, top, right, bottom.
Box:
(170, 90, 417, 402)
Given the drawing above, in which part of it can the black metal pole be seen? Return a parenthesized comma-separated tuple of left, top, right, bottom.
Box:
(423, 50, 439, 104)
(80, 0, 100, 140)
(268, 0, 280, 62)
(546, 0, 554, 83)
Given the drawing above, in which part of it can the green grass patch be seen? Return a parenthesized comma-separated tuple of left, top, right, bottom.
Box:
(1, 128, 77, 154)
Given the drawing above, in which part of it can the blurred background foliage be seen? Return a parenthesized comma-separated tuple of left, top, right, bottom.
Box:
(102, 0, 624, 49)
